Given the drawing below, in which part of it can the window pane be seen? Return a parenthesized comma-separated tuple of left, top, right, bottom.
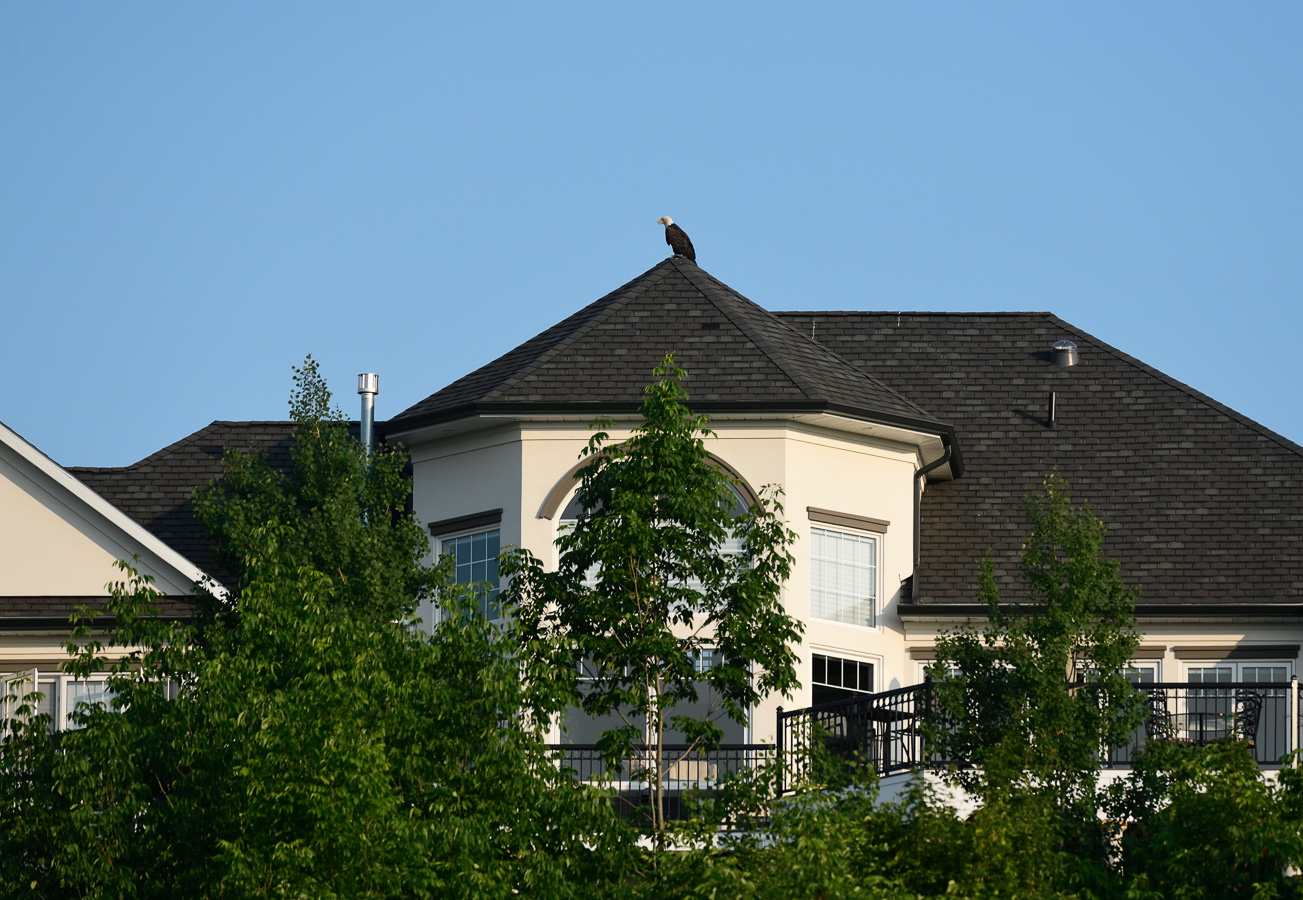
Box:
(811, 653, 874, 705)
(442, 529, 502, 620)
(1243, 665, 1287, 682)
(810, 527, 877, 627)
(826, 659, 841, 687)
(1127, 666, 1156, 684)
(67, 680, 115, 728)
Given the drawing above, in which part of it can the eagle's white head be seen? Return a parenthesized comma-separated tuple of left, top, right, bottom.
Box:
(657, 216, 673, 226)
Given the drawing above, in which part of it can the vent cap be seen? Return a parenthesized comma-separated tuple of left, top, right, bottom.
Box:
(1051, 340, 1079, 368)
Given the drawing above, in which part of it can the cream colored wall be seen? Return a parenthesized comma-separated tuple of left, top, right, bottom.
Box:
(408, 426, 523, 628)
(905, 619, 1303, 684)
(410, 418, 925, 744)
(0, 630, 133, 671)
(753, 425, 919, 741)
(0, 448, 194, 597)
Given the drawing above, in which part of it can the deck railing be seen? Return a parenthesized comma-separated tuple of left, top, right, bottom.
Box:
(548, 742, 775, 820)
(776, 683, 929, 792)
(546, 680, 1301, 801)
(1105, 681, 1293, 767)
(774, 678, 1301, 792)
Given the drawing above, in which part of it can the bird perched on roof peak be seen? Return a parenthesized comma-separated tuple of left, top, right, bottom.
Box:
(657, 216, 696, 261)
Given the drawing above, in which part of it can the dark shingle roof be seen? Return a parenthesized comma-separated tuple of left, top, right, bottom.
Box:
(70, 422, 300, 586)
(0, 596, 194, 625)
(776, 311, 1303, 608)
(387, 257, 950, 439)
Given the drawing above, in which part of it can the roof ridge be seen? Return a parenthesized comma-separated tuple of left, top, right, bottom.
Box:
(1040, 312, 1303, 458)
(773, 310, 1054, 318)
(75, 421, 227, 472)
(671, 259, 814, 399)
(678, 262, 936, 420)
(68, 421, 304, 473)
(481, 260, 677, 403)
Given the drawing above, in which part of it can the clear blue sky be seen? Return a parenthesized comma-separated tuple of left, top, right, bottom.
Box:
(3, 4, 1301, 466)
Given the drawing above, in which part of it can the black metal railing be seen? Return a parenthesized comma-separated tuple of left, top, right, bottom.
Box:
(775, 679, 1297, 793)
(546, 681, 1298, 803)
(777, 683, 929, 792)
(548, 742, 775, 821)
(1105, 681, 1291, 768)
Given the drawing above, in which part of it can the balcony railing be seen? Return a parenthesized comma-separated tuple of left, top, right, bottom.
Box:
(774, 679, 1301, 793)
(1105, 681, 1292, 767)
(548, 742, 776, 820)
(777, 683, 930, 791)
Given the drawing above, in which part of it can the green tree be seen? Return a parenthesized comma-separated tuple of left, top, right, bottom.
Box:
(0, 357, 631, 898)
(1107, 742, 1303, 899)
(504, 355, 803, 845)
(926, 474, 1143, 889)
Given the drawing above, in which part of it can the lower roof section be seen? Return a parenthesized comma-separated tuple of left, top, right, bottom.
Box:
(778, 311, 1303, 608)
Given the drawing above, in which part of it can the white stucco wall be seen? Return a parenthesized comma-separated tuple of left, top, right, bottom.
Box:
(404, 415, 928, 744)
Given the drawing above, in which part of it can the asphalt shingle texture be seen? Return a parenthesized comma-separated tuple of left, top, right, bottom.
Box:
(776, 311, 1303, 608)
(389, 257, 941, 429)
(69, 421, 300, 588)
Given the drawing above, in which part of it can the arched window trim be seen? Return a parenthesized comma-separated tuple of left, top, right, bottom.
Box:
(536, 449, 759, 520)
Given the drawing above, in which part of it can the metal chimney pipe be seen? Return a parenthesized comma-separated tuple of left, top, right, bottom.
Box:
(358, 373, 379, 457)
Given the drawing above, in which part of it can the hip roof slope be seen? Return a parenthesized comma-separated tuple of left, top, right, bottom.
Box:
(390, 257, 941, 430)
(776, 310, 1303, 608)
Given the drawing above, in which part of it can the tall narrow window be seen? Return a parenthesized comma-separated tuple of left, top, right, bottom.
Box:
(810, 526, 878, 627)
(442, 529, 501, 619)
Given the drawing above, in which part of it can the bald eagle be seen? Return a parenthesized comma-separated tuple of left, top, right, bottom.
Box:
(657, 216, 696, 261)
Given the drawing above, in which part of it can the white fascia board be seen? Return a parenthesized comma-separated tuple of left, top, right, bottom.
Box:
(0, 419, 217, 596)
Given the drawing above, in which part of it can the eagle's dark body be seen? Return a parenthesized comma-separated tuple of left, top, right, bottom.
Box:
(659, 218, 696, 261)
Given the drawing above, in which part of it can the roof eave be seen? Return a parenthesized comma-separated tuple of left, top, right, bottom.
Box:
(0, 418, 218, 596)
(384, 400, 963, 477)
(898, 602, 1303, 623)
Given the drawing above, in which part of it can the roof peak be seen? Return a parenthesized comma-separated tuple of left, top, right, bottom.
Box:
(388, 258, 953, 449)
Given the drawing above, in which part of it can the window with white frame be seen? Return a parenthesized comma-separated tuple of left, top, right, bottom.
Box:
(1187, 661, 1291, 698)
(810, 526, 878, 627)
(561, 659, 646, 746)
(811, 653, 875, 706)
(560, 649, 750, 746)
(1126, 664, 1158, 685)
(1180, 660, 1293, 751)
(1, 669, 116, 732)
(441, 528, 502, 619)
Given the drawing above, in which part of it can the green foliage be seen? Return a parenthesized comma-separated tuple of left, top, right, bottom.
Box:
(504, 355, 803, 844)
(12, 367, 1303, 899)
(928, 475, 1143, 807)
(1106, 742, 1303, 899)
(0, 356, 631, 898)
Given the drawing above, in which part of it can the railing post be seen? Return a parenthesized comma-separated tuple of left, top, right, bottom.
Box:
(1292, 676, 1299, 768)
(776, 706, 785, 793)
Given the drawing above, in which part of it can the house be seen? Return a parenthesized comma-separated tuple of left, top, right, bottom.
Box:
(381, 255, 1303, 750)
(0, 419, 205, 728)
(6, 254, 1303, 758)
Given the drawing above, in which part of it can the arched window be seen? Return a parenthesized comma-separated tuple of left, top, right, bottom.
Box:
(555, 480, 751, 745)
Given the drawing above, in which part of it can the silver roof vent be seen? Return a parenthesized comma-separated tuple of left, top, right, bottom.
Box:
(1051, 340, 1079, 368)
